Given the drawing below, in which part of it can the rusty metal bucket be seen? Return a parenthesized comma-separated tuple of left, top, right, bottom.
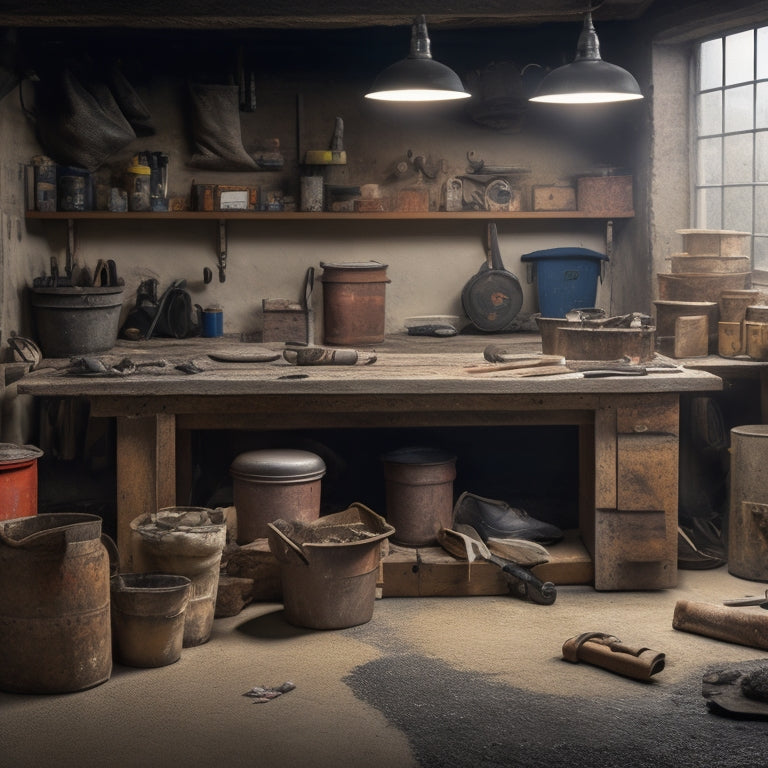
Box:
(728, 425, 768, 581)
(267, 503, 394, 630)
(0, 513, 113, 693)
(320, 261, 389, 345)
(130, 507, 226, 647)
(382, 447, 457, 546)
(110, 573, 191, 668)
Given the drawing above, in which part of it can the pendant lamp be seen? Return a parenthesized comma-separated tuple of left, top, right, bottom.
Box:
(365, 15, 470, 102)
(529, 12, 643, 104)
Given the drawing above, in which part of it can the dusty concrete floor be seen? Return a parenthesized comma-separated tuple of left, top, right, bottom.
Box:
(2, 566, 768, 768)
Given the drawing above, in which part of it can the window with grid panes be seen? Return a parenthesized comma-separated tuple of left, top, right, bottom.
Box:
(694, 26, 768, 273)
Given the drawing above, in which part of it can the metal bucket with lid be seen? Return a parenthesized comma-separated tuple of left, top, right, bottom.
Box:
(230, 449, 326, 544)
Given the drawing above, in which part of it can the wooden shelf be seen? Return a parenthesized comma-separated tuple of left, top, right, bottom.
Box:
(25, 210, 633, 222)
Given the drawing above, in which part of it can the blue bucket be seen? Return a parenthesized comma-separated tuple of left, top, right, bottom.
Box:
(521, 247, 608, 318)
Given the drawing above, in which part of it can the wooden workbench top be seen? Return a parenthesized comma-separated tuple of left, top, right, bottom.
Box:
(18, 332, 724, 398)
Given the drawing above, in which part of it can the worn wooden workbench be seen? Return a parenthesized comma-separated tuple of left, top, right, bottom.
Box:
(19, 332, 723, 590)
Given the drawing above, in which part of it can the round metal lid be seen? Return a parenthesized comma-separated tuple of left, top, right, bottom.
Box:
(381, 446, 456, 466)
(731, 425, 768, 439)
(0, 443, 43, 464)
(319, 261, 388, 270)
(230, 449, 326, 481)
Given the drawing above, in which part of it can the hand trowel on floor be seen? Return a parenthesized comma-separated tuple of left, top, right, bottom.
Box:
(437, 525, 557, 605)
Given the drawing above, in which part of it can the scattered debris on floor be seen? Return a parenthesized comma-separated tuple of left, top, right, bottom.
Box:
(703, 666, 768, 719)
(243, 681, 296, 703)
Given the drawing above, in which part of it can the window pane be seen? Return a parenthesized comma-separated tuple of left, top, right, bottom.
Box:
(700, 38, 723, 89)
(724, 84, 754, 131)
(757, 131, 768, 181)
(698, 90, 722, 135)
(725, 30, 754, 85)
(754, 236, 768, 271)
(757, 82, 768, 129)
(758, 26, 768, 80)
(723, 185, 753, 231)
(723, 133, 753, 184)
(755, 186, 768, 233)
(698, 136, 722, 184)
(696, 187, 722, 229)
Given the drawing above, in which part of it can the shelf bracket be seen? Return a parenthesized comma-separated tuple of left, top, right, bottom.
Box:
(605, 219, 614, 261)
(66, 218, 78, 278)
(217, 219, 227, 282)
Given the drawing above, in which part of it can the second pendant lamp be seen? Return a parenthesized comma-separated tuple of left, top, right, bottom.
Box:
(530, 12, 643, 104)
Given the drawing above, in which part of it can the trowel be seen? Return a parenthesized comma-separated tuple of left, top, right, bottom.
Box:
(437, 526, 557, 605)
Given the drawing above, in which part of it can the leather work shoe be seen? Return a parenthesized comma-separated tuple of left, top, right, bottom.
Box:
(453, 491, 563, 545)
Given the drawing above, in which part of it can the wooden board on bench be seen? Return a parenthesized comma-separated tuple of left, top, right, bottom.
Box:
(381, 529, 593, 597)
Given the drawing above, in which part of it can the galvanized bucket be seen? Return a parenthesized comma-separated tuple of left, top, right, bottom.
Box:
(0, 513, 113, 694)
(31, 285, 124, 358)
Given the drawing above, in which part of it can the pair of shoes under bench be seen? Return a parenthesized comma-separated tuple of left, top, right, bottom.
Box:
(453, 491, 564, 546)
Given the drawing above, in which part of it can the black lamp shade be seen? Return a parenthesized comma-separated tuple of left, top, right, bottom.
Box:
(530, 13, 643, 104)
(365, 16, 470, 102)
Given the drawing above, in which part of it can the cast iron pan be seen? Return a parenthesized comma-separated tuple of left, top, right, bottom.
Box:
(461, 223, 523, 332)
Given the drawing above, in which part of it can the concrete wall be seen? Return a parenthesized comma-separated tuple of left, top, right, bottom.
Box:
(3, 23, 650, 344)
(0, 83, 52, 344)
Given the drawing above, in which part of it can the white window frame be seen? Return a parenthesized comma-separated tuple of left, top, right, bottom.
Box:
(693, 25, 768, 278)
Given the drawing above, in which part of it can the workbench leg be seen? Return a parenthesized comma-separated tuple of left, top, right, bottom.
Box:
(592, 395, 679, 590)
(116, 414, 177, 570)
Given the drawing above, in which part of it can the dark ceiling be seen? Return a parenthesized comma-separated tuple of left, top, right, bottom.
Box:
(0, 1, 657, 29)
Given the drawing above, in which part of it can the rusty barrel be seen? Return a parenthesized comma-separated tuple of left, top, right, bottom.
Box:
(382, 447, 457, 546)
(0, 443, 43, 521)
(320, 261, 389, 345)
(728, 425, 768, 580)
(0, 513, 112, 693)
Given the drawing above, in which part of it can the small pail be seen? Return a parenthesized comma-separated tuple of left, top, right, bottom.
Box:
(382, 446, 457, 547)
(0, 513, 112, 693)
(0, 443, 43, 521)
(110, 573, 191, 668)
(320, 261, 389, 345)
(521, 248, 608, 318)
(31, 285, 124, 358)
(728, 425, 768, 580)
(230, 449, 325, 544)
(267, 503, 394, 630)
(130, 507, 226, 647)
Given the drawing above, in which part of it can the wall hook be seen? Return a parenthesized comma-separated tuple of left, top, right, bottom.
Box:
(217, 219, 227, 282)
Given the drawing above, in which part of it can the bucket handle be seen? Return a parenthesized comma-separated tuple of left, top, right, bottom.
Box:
(101, 533, 120, 577)
(267, 522, 309, 566)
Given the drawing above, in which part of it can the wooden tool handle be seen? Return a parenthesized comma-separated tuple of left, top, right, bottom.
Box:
(672, 600, 768, 650)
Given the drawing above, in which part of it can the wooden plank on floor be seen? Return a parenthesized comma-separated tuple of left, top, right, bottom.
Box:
(381, 530, 593, 597)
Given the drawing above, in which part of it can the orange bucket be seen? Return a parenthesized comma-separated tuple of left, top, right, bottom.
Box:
(0, 443, 43, 521)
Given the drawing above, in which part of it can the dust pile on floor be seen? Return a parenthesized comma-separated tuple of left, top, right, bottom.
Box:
(343, 650, 768, 768)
